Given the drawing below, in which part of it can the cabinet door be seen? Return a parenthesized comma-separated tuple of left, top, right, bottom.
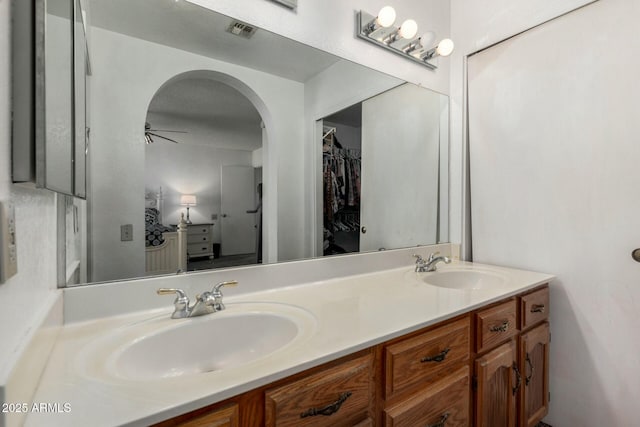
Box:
(265, 353, 373, 427)
(475, 340, 519, 427)
(519, 322, 550, 427)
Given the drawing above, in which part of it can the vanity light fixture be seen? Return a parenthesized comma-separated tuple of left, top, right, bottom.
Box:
(357, 7, 454, 70)
(180, 195, 197, 224)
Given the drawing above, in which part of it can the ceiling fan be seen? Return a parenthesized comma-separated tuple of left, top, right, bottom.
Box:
(144, 122, 187, 144)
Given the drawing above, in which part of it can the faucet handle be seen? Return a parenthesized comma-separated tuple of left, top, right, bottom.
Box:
(212, 280, 238, 294)
(157, 288, 188, 300)
(428, 251, 441, 262)
(413, 254, 425, 263)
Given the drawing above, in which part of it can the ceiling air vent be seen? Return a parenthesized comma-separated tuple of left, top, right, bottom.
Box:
(226, 20, 258, 39)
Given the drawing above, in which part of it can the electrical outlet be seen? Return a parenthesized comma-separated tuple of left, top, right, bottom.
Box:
(121, 224, 133, 241)
(0, 202, 18, 283)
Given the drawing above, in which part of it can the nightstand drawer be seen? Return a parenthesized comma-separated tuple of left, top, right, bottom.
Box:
(187, 233, 211, 244)
(189, 225, 212, 235)
(476, 299, 518, 353)
(187, 243, 212, 256)
(384, 316, 470, 400)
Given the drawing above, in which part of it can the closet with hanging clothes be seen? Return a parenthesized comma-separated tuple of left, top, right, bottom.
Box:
(322, 104, 362, 256)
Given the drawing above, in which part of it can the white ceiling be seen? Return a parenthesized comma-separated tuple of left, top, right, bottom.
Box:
(88, 0, 341, 83)
(89, 0, 342, 150)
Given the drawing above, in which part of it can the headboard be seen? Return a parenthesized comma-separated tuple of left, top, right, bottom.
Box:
(145, 187, 164, 224)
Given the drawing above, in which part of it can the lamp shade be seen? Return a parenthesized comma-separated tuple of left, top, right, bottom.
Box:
(180, 195, 197, 206)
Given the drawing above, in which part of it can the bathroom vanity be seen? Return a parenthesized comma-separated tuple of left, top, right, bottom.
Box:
(24, 258, 552, 427)
(154, 285, 549, 427)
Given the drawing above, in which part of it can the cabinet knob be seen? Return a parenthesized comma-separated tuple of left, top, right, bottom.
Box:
(632, 248, 640, 262)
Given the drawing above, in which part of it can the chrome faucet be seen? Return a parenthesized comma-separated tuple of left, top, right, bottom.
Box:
(157, 280, 238, 319)
(413, 252, 451, 272)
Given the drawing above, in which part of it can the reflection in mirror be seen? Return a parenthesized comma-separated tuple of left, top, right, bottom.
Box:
(45, 0, 74, 193)
(60, 0, 448, 286)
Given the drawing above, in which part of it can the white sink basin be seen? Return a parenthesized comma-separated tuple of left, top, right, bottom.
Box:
(414, 267, 510, 290)
(80, 303, 316, 382)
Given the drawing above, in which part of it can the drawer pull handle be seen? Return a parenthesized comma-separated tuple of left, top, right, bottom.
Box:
(489, 320, 509, 333)
(531, 304, 545, 313)
(426, 412, 449, 427)
(525, 353, 534, 385)
(300, 391, 352, 418)
(421, 348, 450, 363)
(512, 363, 522, 396)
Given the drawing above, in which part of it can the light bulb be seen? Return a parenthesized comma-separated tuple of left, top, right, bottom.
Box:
(399, 19, 418, 39)
(376, 6, 396, 28)
(420, 31, 437, 49)
(436, 38, 455, 57)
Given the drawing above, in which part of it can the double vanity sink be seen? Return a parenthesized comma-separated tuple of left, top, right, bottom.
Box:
(26, 259, 553, 426)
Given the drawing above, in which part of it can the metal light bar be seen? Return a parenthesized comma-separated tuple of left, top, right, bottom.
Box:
(356, 10, 438, 70)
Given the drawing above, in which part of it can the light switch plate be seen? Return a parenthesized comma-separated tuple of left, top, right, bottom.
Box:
(0, 202, 18, 283)
(121, 224, 133, 241)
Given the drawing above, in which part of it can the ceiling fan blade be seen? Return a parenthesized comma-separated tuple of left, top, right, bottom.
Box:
(147, 129, 188, 133)
(148, 132, 180, 144)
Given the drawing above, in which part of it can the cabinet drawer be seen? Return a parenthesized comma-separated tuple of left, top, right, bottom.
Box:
(520, 286, 549, 330)
(189, 225, 212, 235)
(187, 233, 211, 244)
(384, 317, 470, 399)
(384, 366, 470, 427)
(265, 353, 373, 427)
(187, 243, 212, 256)
(476, 299, 518, 353)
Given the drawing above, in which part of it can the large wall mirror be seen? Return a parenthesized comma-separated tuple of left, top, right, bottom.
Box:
(58, 0, 449, 286)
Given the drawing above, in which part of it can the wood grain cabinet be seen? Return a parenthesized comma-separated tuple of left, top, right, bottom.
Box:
(475, 340, 519, 427)
(265, 353, 374, 426)
(473, 285, 550, 427)
(155, 284, 550, 427)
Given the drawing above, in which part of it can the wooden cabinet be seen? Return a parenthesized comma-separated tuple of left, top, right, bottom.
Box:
(476, 299, 519, 353)
(474, 285, 550, 427)
(155, 403, 239, 427)
(155, 284, 550, 427)
(384, 317, 470, 400)
(475, 341, 518, 427)
(384, 366, 470, 427)
(265, 353, 374, 427)
(519, 322, 550, 427)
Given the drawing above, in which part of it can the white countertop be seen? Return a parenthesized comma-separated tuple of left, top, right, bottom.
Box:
(26, 261, 553, 427)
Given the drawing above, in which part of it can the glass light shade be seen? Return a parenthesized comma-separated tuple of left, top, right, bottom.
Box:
(399, 19, 418, 39)
(436, 38, 455, 57)
(180, 195, 197, 206)
(420, 31, 437, 49)
(376, 6, 396, 28)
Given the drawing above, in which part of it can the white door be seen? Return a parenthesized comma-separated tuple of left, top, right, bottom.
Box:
(467, 3, 640, 425)
(360, 83, 440, 251)
(220, 165, 256, 256)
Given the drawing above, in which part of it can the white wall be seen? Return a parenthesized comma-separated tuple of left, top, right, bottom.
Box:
(188, 0, 451, 95)
(145, 141, 253, 243)
(449, 0, 595, 249)
(0, 0, 59, 419)
(323, 121, 361, 151)
(89, 27, 305, 282)
(464, 0, 640, 425)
